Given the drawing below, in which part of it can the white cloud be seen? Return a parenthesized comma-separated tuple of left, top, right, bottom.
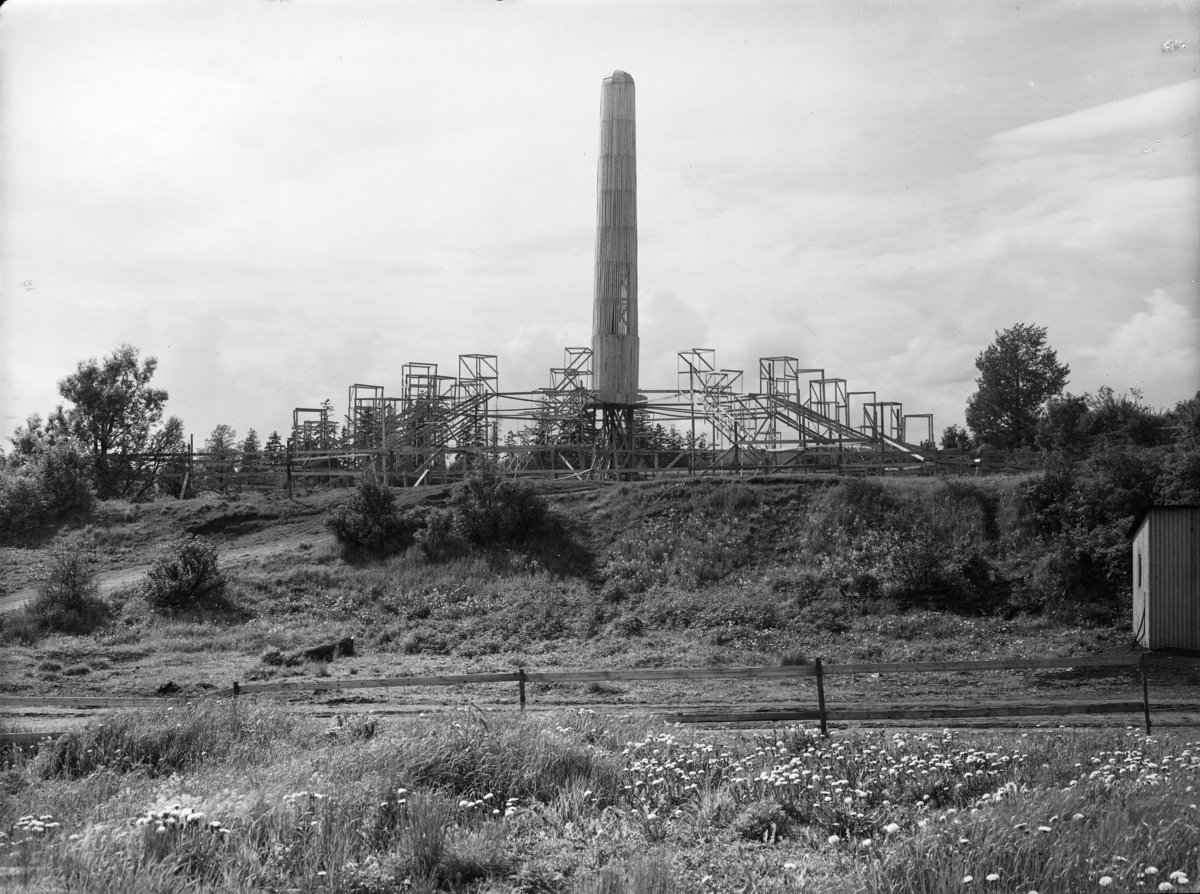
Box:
(1076, 289, 1200, 405)
(986, 80, 1200, 156)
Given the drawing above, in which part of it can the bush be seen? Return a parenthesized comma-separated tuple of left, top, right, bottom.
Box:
(414, 506, 468, 561)
(450, 469, 547, 545)
(33, 440, 95, 517)
(41, 544, 99, 613)
(731, 798, 790, 842)
(144, 534, 226, 610)
(0, 441, 94, 543)
(325, 478, 419, 558)
(0, 471, 48, 541)
(0, 546, 108, 642)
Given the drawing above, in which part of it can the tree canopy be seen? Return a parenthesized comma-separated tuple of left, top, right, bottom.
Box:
(48, 344, 184, 498)
(965, 324, 1069, 450)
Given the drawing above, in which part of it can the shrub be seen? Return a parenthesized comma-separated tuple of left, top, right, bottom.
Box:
(731, 798, 790, 841)
(0, 471, 48, 541)
(449, 468, 547, 545)
(33, 440, 95, 517)
(0, 546, 108, 642)
(144, 534, 226, 610)
(0, 441, 94, 543)
(40, 544, 99, 613)
(414, 506, 468, 561)
(325, 478, 418, 558)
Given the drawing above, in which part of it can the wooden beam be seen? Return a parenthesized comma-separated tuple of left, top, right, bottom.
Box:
(667, 700, 1149, 724)
(522, 666, 818, 683)
(237, 672, 521, 695)
(822, 655, 1140, 675)
(0, 696, 190, 708)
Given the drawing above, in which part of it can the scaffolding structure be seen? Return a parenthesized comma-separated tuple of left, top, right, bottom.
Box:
(289, 344, 947, 484)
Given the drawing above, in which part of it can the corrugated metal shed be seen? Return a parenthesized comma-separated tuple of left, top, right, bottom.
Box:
(1129, 505, 1200, 652)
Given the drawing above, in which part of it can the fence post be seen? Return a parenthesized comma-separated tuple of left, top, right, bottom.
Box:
(518, 668, 527, 712)
(814, 658, 828, 737)
(1139, 653, 1152, 735)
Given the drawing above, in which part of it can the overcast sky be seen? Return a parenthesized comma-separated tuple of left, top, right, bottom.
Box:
(1, 0, 1197, 446)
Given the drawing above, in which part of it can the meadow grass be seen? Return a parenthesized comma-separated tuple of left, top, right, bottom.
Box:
(3, 701, 1197, 893)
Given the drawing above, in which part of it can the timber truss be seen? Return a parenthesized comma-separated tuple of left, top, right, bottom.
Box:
(290, 347, 940, 484)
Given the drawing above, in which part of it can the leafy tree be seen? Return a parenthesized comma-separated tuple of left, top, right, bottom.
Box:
(264, 431, 284, 466)
(1169, 392, 1200, 447)
(940, 424, 974, 451)
(48, 344, 183, 499)
(0, 420, 94, 541)
(1080, 387, 1164, 447)
(240, 428, 262, 485)
(965, 324, 1069, 450)
(204, 424, 238, 493)
(1038, 388, 1166, 456)
(319, 398, 339, 448)
(1036, 393, 1091, 456)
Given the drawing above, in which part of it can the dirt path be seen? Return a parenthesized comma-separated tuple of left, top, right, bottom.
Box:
(0, 532, 334, 614)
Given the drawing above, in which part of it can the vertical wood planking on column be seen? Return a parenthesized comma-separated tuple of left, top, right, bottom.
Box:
(591, 71, 639, 404)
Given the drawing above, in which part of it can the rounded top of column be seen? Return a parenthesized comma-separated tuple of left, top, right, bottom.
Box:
(606, 70, 634, 85)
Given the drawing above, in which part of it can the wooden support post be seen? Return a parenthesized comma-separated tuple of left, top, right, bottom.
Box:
(232, 681, 240, 698)
(286, 444, 293, 497)
(815, 657, 828, 737)
(187, 434, 194, 498)
(1140, 652, 1152, 735)
(518, 667, 527, 712)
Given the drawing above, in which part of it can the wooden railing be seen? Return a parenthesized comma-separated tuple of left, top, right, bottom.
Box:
(4, 653, 1185, 745)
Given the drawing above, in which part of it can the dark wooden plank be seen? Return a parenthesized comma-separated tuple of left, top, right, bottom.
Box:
(823, 656, 1140, 675)
(523, 666, 818, 683)
(667, 701, 1147, 724)
(0, 696, 190, 708)
(238, 672, 521, 694)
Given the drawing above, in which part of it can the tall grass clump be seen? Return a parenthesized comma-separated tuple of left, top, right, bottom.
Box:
(573, 857, 681, 893)
(35, 700, 309, 779)
(0, 545, 108, 643)
(391, 711, 623, 805)
(690, 481, 759, 518)
(864, 777, 1200, 894)
(326, 477, 420, 559)
(143, 534, 227, 610)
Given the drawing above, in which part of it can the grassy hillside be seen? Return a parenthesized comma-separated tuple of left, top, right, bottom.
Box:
(3, 472, 1199, 892)
(0, 471, 1184, 698)
(0, 474, 1150, 699)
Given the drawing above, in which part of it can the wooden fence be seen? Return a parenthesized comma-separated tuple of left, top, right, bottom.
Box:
(3, 653, 1185, 745)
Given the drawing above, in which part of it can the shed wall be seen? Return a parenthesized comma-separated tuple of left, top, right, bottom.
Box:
(1146, 508, 1200, 651)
